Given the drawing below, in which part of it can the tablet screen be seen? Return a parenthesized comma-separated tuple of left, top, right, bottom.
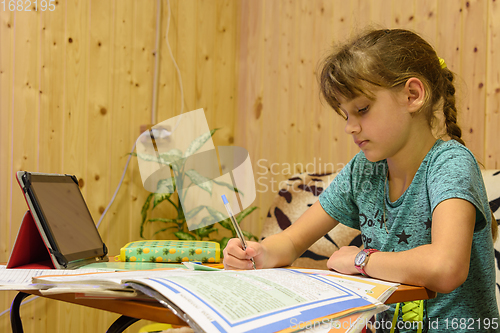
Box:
(25, 173, 105, 263)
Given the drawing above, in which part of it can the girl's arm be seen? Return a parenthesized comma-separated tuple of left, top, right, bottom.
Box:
(223, 201, 339, 269)
(328, 198, 476, 294)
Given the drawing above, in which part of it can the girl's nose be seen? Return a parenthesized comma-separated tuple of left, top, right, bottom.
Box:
(344, 117, 361, 134)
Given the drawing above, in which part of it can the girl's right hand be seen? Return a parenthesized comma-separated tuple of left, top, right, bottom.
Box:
(223, 238, 266, 270)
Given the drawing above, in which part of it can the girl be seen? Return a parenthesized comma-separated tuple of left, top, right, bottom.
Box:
(223, 29, 499, 332)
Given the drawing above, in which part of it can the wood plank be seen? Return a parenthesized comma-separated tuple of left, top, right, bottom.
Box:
(312, 0, 337, 177)
(129, 0, 157, 248)
(156, 0, 178, 123)
(434, 0, 462, 144)
(104, 0, 134, 256)
(369, 0, 393, 29)
(0, 7, 14, 265)
(213, 0, 237, 148)
(295, 0, 315, 171)
(176, 0, 197, 114)
(485, 0, 500, 169)
(86, 0, 112, 235)
(63, 0, 89, 190)
(460, 0, 488, 164)
(414, 0, 437, 47)
(331, 0, 357, 163)
(38, 0, 65, 175)
(196, 0, 215, 126)
(392, 0, 415, 30)
(236, 0, 264, 236)
(0, 9, 14, 332)
(255, 0, 281, 237)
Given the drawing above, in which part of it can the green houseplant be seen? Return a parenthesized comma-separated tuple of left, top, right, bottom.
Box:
(134, 128, 258, 251)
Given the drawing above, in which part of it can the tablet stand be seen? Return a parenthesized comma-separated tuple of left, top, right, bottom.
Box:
(7, 211, 55, 269)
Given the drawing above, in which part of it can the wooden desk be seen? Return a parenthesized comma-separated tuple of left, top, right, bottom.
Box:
(21, 279, 436, 325)
(24, 283, 434, 324)
(10, 268, 436, 333)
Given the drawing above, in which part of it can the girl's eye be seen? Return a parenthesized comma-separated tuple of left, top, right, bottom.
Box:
(358, 106, 369, 114)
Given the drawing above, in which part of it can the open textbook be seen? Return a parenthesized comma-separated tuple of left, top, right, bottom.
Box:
(32, 268, 398, 333)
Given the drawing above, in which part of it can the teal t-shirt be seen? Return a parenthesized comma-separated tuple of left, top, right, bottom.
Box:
(319, 139, 499, 332)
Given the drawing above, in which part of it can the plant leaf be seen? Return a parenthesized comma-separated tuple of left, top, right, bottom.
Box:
(153, 193, 171, 209)
(212, 179, 243, 195)
(151, 226, 179, 237)
(185, 169, 212, 194)
(156, 177, 175, 194)
(147, 218, 179, 224)
(164, 148, 183, 158)
(183, 128, 220, 158)
(195, 225, 218, 239)
(140, 193, 154, 238)
(236, 206, 258, 224)
(242, 230, 259, 242)
(158, 149, 183, 171)
(174, 231, 197, 240)
(205, 206, 227, 222)
(217, 218, 233, 231)
(184, 205, 205, 220)
(134, 152, 167, 165)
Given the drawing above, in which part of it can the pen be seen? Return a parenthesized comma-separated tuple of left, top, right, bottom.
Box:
(221, 195, 256, 269)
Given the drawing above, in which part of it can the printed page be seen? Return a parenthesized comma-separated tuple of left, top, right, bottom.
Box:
(290, 269, 399, 303)
(32, 268, 203, 287)
(0, 265, 104, 290)
(128, 268, 381, 333)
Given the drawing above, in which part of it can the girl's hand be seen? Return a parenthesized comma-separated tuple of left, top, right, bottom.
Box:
(223, 238, 266, 270)
(327, 246, 361, 275)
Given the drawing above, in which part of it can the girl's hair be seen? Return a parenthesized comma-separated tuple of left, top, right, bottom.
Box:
(319, 28, 498, 241)
(319, 28, 464, 145)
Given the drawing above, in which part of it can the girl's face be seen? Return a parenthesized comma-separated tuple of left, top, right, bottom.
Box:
(337, 87, 415, 162)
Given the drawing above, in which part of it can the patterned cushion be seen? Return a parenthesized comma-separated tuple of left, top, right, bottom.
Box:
(483, 170, 500, 311)
(260, 170, 500, 308)
(259, 172, 362, 269)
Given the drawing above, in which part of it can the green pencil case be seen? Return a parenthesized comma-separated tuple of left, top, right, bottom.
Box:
(115, 240, 221, 263)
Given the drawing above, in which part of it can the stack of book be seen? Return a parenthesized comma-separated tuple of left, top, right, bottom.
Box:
(26, 267, 398, 333)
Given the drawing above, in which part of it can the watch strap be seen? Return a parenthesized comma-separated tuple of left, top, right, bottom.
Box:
(355, 249, 379, 276)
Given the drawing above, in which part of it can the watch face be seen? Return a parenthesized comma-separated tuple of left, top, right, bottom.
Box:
(354, 251, 367, 266)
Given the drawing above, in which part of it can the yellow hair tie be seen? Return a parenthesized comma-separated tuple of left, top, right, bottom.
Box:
(438, 57, 447, 69)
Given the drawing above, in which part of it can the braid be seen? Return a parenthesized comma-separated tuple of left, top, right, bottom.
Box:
(441, 69, 465, 145)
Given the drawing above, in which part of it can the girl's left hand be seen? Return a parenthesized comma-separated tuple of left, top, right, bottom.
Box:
(327, 246, 361, 275)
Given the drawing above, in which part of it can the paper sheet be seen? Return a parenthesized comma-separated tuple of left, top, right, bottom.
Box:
(0, 265, 104, 290)
(129, 269, 383, 333)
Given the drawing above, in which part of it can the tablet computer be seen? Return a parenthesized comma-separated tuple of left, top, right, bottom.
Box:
(9, 171, 108, 269)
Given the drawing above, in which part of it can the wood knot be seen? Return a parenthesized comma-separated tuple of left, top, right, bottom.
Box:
(254, 96, 263, 120)
(78, 178, 84, 188)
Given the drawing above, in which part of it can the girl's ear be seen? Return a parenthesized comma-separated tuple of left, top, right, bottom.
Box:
(404, 78, 425, 113)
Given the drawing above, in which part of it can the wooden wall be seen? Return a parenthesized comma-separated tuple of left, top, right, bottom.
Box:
(240, 0, 500, 232)
(1, 0, 499, 332)
(0, 0, 239, 331)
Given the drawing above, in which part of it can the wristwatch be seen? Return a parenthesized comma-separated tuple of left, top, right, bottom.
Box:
(354, 249, 379, 276)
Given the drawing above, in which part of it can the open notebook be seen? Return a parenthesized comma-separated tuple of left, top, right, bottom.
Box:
(7, 171, 108, 269)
